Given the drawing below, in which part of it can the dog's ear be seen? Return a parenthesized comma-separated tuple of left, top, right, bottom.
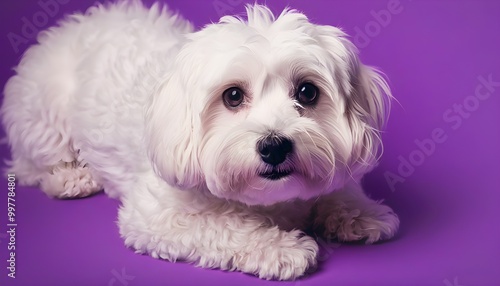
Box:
(145, 73, 203, 189)
(315, 25, 392, 179)
(346, 63, 392, 179)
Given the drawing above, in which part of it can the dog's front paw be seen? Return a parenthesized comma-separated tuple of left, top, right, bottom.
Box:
(235, 229, 318, 280)
(321, 203, 399, 244)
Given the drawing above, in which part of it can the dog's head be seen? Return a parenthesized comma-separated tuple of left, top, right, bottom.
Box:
(146, 5, 391, 205)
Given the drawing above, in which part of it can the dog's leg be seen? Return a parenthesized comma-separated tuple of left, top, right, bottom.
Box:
(118, 179, 318, 280)
(3, 71, 102, 198)
(313, 184, 399, 244)
(4, 124, 102, 199)
(4, 136, 102, 199)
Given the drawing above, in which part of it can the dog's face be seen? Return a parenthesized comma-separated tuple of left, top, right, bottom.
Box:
(146, 5, 391, 205)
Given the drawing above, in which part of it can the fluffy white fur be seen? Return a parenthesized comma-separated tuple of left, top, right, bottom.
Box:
(1, 1, 399, 280)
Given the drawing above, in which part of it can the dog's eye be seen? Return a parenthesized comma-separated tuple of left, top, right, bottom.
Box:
(222, 87, 244, 108)
(296, 83, 319, 105)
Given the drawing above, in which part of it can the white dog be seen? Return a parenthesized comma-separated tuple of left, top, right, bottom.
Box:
(1, 0, 399, 280)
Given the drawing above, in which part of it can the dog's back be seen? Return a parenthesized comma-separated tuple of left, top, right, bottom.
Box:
(1, 1, 192, 198)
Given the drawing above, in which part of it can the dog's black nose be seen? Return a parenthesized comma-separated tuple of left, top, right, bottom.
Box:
(257, 136, 293, 166)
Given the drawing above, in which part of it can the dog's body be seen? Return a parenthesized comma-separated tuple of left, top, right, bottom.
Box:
(2, 1, 399, 280)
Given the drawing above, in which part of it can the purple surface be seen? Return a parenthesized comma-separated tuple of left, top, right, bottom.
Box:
(1, 0, 499, 285)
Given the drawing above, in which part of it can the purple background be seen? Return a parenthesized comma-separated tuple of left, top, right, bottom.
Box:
(1, 0, 499, 285)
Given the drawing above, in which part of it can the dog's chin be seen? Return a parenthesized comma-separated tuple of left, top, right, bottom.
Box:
(208, 171, 328, 206)
(239, 175, 301, 206)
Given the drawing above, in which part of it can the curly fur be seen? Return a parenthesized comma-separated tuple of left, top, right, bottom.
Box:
(1, 1, 399, 280)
